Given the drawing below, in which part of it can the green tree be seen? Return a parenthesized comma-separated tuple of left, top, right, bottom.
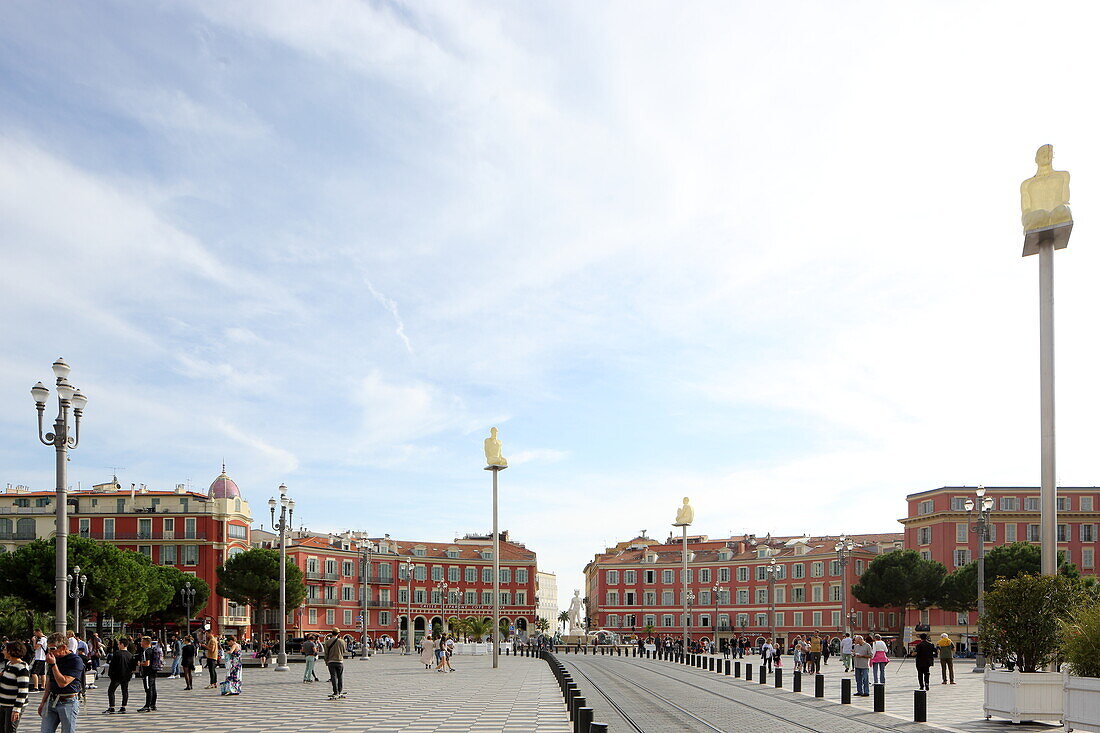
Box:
(940, 543, 1083, 612)
(136, 566, 211, 627)
(643, 623, 656, 638)
(852, 549, 945, 610)
(0, 537, 169, 624)
(0, 595, 52, 639)
(216, 548, 305, 635)
(979, 573, 1082, 672)
(557, 610, 569, 630)
(534, 617, 550, 634)
(462, 617, 493, 641)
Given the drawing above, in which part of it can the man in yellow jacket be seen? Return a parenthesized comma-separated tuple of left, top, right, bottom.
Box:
(936, 633, 956, 684)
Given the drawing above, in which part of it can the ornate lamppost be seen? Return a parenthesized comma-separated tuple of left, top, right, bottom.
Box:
(268, 484, 295, 672)
(436, 580, 449, 637)
(358, 536, 374, 661)
(483, 427, 508, 669)
(67, 565, 87, 637)
(32, 358, 88, 633)
(834, 536, 857, 634)
(711, 582, 724, 647)
(181, 581, 196, 638)
(966, 485, 995, 673)
(762, 557, 779, 643)
(403, 558, 413, 654)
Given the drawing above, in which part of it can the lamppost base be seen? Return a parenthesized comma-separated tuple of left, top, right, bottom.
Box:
(274, 665, 289, 672)
(275, 653, 289, 671)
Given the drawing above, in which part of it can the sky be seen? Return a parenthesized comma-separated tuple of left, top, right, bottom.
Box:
(2, 1, 1100, 614)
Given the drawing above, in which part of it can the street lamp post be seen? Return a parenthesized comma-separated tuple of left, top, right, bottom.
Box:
(436, 581, 449, 638)
(712, 582, 724, 651)
(67, 565, 87, 637)
(403, 559, 413, 654)
(685, 591, 695, 649)
(268, 484, 295, 672)
(762, 557, 779, 643)
(32, 358, 88, 634)
(965, 485, 995, 673)
(181, 582, 196, 638)
(834, 536, 857, 634)
(484, 427, 508, 670)
(359, 538, 374, 661)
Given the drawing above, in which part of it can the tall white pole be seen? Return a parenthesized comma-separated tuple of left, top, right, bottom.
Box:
(275, 509, 288, 671)
(55, 424, 68, 633)
(492, 467, 501, 669)
(1039, 241, 1057, 576)
(681, 525, 688, 650)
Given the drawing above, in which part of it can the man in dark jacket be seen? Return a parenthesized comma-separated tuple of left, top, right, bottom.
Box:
(103, 638, 135, 714)
(913, 633, 937, 691)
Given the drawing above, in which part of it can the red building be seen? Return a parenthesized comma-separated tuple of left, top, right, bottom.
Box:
(253, 530, 540, 645)
(900, 485, 1100, 643)
(0, 468, 254, 637)
(584, 532, 904, 648)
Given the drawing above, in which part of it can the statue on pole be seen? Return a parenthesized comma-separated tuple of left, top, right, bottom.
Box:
(1021, 144, 1072, 233)
(484, 427, 508, 467)
(674, 496, 694, 526)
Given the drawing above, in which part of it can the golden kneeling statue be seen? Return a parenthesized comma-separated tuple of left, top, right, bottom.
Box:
(484, 427, 507, 467)
(1021, 144, 1072, 233)
(675, 496, 694, 526)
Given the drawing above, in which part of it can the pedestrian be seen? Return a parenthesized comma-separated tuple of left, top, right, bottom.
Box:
(445, 636, 456, 670)
(257, 639, 270, 669)
(38, 631, 84, 732)
(821, 635, 831, 665)
(840, 632, 853, 672)
(203, 634, 220, 689)
(103, 637, 136, 714)
(88, 634, 103, 683)
(420, 634, 436, 670)
(136, 635, 161, 712)
(851, 634, 872, 696)
(168, 635, 182, 679)
(936, 633, 956, 684)
(30, 631, 47, 693)
(322, 629, 347, 700)
(870, 633, 889, 685)
(913, 633, 936, 691)
(807, 632, 822, 675)
(761, 639, 773, 672)
(301, 635, 317, 684)
(773, 643, 783, 670)
(220, 637, 242, 696)
(180, 635, 196, 691)
(1, 641, 31, 733)
(435, 635, 453, 673)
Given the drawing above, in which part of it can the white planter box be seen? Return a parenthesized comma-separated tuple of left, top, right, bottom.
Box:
(984, 669, 1063, 724)
(1064, 672, 1100, 732)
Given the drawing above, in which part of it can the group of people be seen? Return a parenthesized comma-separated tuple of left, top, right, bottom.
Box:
(418, 634, 456, 672)
(298, 630, 349, 700)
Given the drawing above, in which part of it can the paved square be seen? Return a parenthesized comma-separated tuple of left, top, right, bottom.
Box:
(82, 654, 570, 733)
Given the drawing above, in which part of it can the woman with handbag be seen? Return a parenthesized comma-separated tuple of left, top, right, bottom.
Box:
(869, 633, 890, 685)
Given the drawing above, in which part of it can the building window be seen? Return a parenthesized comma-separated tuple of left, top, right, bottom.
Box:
(956, 523, 968, 543)
(624, 570, 636, 584)
(343, 561, 354, 577)
(414, 565, 426, 581)
(773, 588, 784, 603)
(662, 569, 674, 583)
(398, 588, 408, 604)
(308, 608, 317, 624)
(917, 527, 932, 545)
(1025, 497, 1040, 511)
(429, 566, 441, 581)
(35, 497, 50, 507)
(446, 549, 459, 559)
(500, 592, 510, 606)
(138, 519, 152, 539)
(644, 591, 656, 605)
(482, 567, 492, 583)
(719, 568, 730, 582)
(343, 586, 354, 601)
(832, 611, 841, 627)
(1005, 523, 1017, 542)
(184, 517, 197, 539)
(227, 524, 247, 539)
(606, 591, 619, 605)
(183, 545, 199, 565)
(736, 589, 748, 604)
(830, 584, 842, 601)
(699, 568, 710, 583)
(1000, 497, 1018, 511)
(644, 614, 656, 627)
(920, 550, 932, 560)
(699, 591, 710, 605)
(918, 500, 934, 515)
(792, 564, 805, 579)
(1083, 548, 1095, 569)
(755, 613, 768, 627)
(161, 545, 176, 565)
(344, 610, 353, 626)
(1058, 524, 1070, 542)
(953, 549, 970, 567)
(307, 558, 319, 574)
(326, 610, 335, 625)
(606, 614, 618, 628)
(793, 612, 803, 627)
(829, 560, 841, 576)
(791, 587, 805, 603)
(1082, 496, 1094, 512)
(138, 545, 152, 559)
(812, 611, 822, 627)
(464, 567, 476, 582)
(482, 591, 491, 605)
(448, 566, 459, 582)
(810, 562, 824, 578)
(700, 614, 710, 627)
(756, 566, 766, 581)
(662, 615, 674, 627)
(661, 591, 674, 606)
(644, 570, 655, 584)
(1081, 524, 1096, 542)
(951, 497, 967, 511)
(517, 568, 528, 584)
(464, 590, 476, 605)
(736, 567, 748, 582)
(78, 519, 90, 537)
(500, 568, 511, 584)
(855, 559, 864, 574)
(607, 570, 618, 584)
(811, 585, 823, 603)
(380, 611, 390, 625)
(1057, 496, 1071, 511)
(103, 518, 114, 540)
(755, 588, 768, 603)
(986, 524, 997, 542)
(413, 548, 425, 557)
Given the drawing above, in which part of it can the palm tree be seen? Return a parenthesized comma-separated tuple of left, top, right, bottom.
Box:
(558, 610, 570, 632)
(643, 623, 656, 638)
(463, 617, 493, 642)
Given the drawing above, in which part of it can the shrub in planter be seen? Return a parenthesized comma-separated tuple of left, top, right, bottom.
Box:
(1062, 602, 1100, 678)
(979, 573, 1081, 672)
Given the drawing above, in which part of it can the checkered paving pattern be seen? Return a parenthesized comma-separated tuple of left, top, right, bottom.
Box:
(82, 654, 570, 733)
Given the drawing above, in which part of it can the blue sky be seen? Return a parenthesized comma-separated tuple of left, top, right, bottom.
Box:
(3, 1, 1100, 610)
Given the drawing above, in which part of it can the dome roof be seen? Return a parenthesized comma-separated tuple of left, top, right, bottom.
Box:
(209, 465, 241, 499)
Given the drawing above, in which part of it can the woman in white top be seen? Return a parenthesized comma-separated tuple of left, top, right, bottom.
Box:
(870, 634, 890, 684)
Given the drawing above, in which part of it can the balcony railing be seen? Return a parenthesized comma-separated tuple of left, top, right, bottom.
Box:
(307, 598, 341, 606)
(305, 571, 339, 581)
(366, 600, 392, 608)
(77, 530, 206, 541)
(218, 615, 250, 626)
(0, 532, 36, 541)
(364, 575, 394, 584)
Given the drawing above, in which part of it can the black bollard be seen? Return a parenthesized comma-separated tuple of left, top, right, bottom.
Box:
(793, 670, 802, 692)
(571, 696, 586, 725)
(815, 673, 824, 698)
(735, 661, 741, 677)
(590, 724, 608, 733)
(725, 660, 731, 676)
(775, 668, 783, 688)
(841, 677, 851, 704)
(576, 707, 593, 733)
(566, 684, 579, 717)
(759, 664, 766, 684)
(745, 663, 752, 680)
(873, 683, 885, 713)
(914, 689, 926, 722)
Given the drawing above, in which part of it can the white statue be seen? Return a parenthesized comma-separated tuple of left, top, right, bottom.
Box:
(1021, 144, 1072, 232)
(567, 590, 584, 631)
(674, 496, 694, 526)
(484, 427, 508, 467)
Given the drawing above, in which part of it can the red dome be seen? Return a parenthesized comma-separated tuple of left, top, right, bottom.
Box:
(209, 467, 241, 499)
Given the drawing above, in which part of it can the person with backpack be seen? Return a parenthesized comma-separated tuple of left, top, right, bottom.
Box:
(323, 630, 347, 700)
(301, 636, 317, 684)
(103, 637, 136, 714)
(136, 636, 161, 712)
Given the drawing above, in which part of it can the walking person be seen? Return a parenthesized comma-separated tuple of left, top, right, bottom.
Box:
(1, 641, 31, 733)
(203, 634, 220, 689)
(220, 637, 242, 696)
(29, 631, 47, 693)
(851, 635, 872, 696)
(103, 637, 135, 714)
(323, 630, 347, 700)
(761, 639, 774, 672)
(136, 636, 161, 712)
(840, 632, 853, 672)
(936, 633, 956, 684)
(435, 635, 452, 673)
(168, 635, 182, 679)
(913, 633, 936, 691)
(870, 633, 889, 686)
(419, 634, 436, 670)
(180, 636, 196, 691)
(301, 636, 317, 684)
(38, 632, 85, 732)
